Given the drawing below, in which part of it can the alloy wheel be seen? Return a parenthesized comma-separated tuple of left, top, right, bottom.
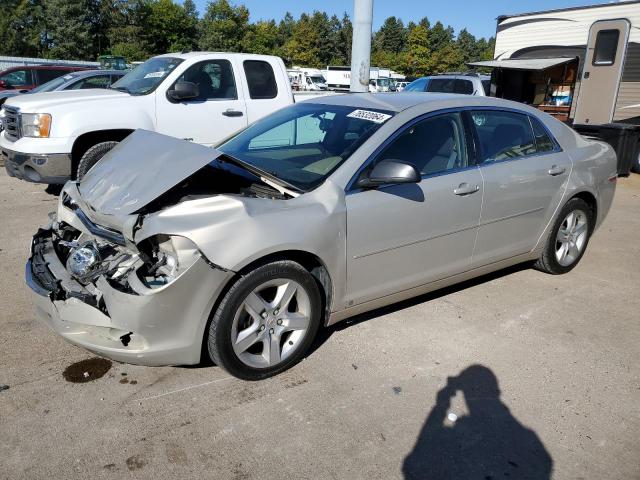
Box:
(231, 279, 311, 368)
(555, 210, 588, 267)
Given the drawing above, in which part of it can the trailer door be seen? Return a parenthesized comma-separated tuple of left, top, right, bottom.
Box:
(574, 19, 630, 125)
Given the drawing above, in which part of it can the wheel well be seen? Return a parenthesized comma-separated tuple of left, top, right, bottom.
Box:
(199, 250, 333, 364)
(236, 251, 333, 322)
(71, 129, 133, 176)
(570, 191, 598, 226)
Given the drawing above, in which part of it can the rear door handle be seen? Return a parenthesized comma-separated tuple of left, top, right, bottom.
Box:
(548, 165, 566, 176)
(222, 109, 243, 117)
(453, 183, 480, 196)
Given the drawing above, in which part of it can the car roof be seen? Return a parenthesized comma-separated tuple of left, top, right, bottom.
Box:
(0, 65, 88, 75)
(302, 92, 533, 114)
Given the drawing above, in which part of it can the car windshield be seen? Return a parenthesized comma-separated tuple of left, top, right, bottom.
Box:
(309, 76, 325, 84)
(31, 75, 72, 93)
(404, 78, 428, 92)
(219, 103, 394, 191)
(110, 57, 182, 95)
(377, 78, 390, 87)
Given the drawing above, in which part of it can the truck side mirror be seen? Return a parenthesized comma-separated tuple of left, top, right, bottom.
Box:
(167, 81, 199, 102)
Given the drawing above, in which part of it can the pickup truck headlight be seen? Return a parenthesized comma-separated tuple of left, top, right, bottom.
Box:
(21, 113, 52, 138)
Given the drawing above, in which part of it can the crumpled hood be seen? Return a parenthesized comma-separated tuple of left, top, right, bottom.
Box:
(3, 88, 129, 111)
(79, 129, 223, 216)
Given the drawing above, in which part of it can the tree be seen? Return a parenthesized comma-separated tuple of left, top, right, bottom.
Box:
(405, 22, 430, 76)
(281, 14, 320, 67)
(145, 0, 198, 53)
(198, 0, 249, 52)
(374, 16, 405, 54)
(457, 28, 478, 65)
(44, 0, 93, 59)
(242, 20, 278, 55)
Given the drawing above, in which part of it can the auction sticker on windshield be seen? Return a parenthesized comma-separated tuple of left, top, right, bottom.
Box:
(347, 110, 392, 124)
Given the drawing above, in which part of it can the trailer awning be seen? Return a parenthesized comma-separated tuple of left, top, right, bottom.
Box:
(467, 57, 577, 71)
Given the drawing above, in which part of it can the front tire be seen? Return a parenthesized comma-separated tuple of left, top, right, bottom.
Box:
(535, 198, 593, 274)
(208, 260, 322, 380)
(76, 141, 119, 180)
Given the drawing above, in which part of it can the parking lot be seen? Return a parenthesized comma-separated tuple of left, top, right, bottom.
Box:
(0, 168, 638, 479)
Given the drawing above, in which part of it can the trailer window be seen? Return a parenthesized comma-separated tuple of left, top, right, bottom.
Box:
(244, 60, 278, 99)
(593, 29, 620, 66)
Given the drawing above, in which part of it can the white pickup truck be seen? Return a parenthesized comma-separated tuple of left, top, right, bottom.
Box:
(0, 52, 294, 183)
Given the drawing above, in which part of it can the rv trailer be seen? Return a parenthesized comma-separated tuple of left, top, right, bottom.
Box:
(469, 1, 640, 174)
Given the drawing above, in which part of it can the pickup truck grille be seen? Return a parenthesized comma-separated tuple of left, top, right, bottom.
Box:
(3, 106, 21, 141)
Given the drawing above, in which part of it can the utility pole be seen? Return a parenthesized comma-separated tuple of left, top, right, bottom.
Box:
(350, 0, 373, 93)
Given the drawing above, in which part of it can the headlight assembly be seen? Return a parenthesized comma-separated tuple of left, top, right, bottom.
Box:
(21, 113, 52, 138)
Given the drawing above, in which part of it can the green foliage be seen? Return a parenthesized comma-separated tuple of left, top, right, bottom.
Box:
(0, 0, 495, 75)
(198, 0, 249, 52)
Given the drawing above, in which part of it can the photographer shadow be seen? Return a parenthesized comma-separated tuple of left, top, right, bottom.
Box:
(402, 365, 552, 480)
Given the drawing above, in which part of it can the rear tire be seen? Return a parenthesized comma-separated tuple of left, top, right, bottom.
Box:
(534, 198, 593, 274)
(76, 141, 119, 180)
(207, 260, 322, 380)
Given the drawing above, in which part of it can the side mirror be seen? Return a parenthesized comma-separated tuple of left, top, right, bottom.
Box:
(357, 159, 421, 189)
(167, 81, 199, 102)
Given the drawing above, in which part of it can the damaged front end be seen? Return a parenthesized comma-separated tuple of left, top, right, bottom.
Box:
(26, 196, 234, 366)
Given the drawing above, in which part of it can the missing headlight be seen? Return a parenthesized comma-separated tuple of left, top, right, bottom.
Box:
(136, 235, 200, 288)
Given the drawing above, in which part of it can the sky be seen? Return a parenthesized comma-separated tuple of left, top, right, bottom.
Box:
(189, 0, 621, 40)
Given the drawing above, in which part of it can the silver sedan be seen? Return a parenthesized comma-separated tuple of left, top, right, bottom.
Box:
(26, 93, 617, 380)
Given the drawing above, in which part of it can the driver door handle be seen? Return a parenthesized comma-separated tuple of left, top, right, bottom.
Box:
(548, 165, 566, 176)
(453, 183, 480, 196)
(222, 109, 243, 117)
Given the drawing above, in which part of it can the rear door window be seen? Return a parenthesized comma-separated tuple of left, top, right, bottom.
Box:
(454, 79, 474, 95)
(37, 69, 70, 84)
(243, 60, 278, 99)
(426, 78, 456, 93)
(471, 110, 537, 162)
(68, 75, 113, 89)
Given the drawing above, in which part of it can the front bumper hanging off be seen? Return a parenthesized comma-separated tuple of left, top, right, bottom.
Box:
(26, 227, 233, 366)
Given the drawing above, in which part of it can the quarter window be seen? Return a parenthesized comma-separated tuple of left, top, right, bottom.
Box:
(530, 117, 556, 153)
(370, 112, 468, 176)
(244, 60, 278, 99)
(177, 60, 237, 100)
(593, 29, 620, 66)
(471, 110, 536, 162)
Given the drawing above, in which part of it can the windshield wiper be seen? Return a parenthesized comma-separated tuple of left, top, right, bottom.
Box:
(217, 154, 305, 194)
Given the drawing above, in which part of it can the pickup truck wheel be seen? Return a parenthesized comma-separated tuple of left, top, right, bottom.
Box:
(76, 141, 119, 180)
(208, 260, 322, 380)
